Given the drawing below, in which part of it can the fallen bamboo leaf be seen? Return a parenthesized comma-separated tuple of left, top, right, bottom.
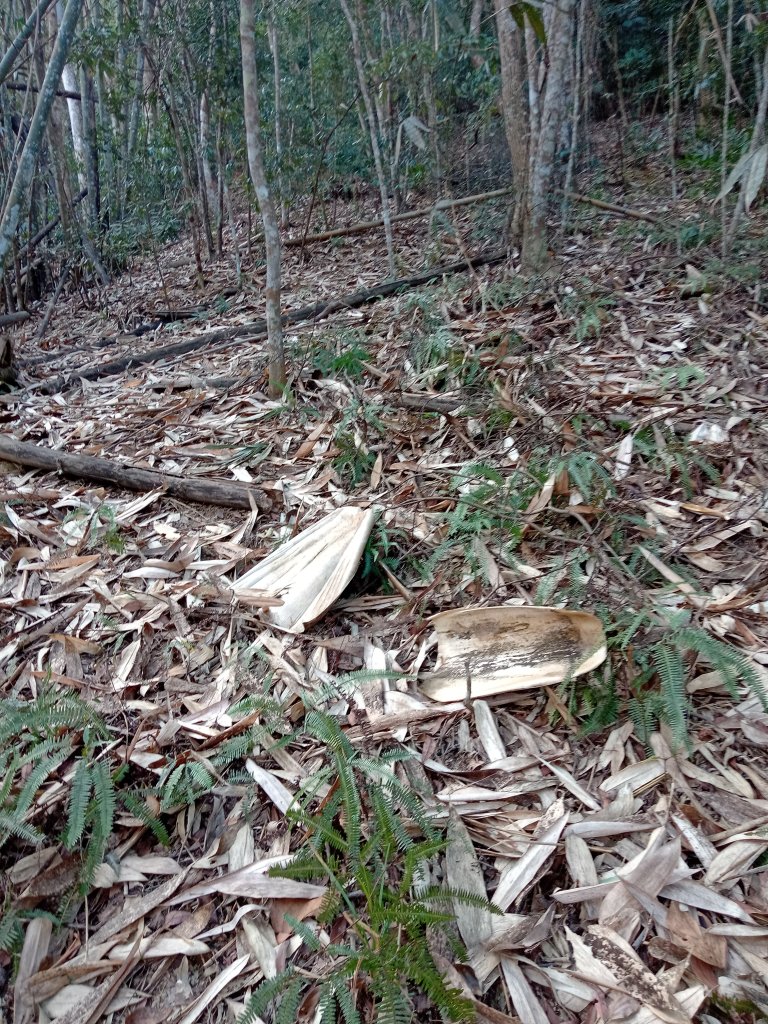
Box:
(233, 506, 376, 631)
(419, 606, 606, 702)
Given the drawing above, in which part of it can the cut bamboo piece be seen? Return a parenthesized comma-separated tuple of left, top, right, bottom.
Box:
(419, 605, 606, 703)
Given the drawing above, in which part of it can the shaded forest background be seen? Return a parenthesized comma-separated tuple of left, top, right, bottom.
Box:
(1, 0, 767, 323)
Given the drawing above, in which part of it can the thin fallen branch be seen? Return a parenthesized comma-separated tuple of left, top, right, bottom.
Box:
(0, 435, 271, 510)
(565, 190, 663, 225)
(35, 259, 71, 342)
(30, 248, 508, 394)
(285, 188, 515, 247)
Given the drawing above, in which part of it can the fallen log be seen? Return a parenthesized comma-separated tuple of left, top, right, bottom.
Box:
(0, 435, 270, 510)
(0, 311, 30, 327)
(285, 187, 515, 247)
(30, 248, 508, 395)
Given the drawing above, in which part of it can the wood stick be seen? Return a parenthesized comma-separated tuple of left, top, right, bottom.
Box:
(29, 247, 508, 395)
(285, 187, 515, 246)
(564, 190, 663, 225)
(0, 434, 271, 510)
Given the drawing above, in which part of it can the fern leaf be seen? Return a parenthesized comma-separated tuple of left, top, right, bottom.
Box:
(63, 759, 93, 849)
(653, 643, 688, 747)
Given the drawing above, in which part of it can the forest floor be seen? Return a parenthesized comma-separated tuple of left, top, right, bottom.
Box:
(2, 141, 768, 1023)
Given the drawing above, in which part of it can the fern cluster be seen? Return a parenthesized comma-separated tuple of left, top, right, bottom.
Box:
(156, 692, 287, 811)
(0, 688, 170, 905)
(240, 711, 498, 1024)
(564, 605, 768, 747)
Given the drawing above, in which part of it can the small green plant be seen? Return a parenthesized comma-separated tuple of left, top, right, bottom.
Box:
(428, 463, 531, 578)
(354, 515, 415, 593)
(63, 504, 125, 554)
(155, 692, 288, 811)
(331, 429, 376, 489)
(633, 425, 720, 497)
(0, 689, 167, 894)
(239, 711, 498, 1024)
(312, 330, 370, 380)
(562, 284, 616, 342)
(562, 602, 767, 747)
(654, 363, 707, 391)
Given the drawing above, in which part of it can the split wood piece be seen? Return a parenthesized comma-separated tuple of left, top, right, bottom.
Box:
(419, 605, 607, 702)
(284, 187, 515, 247)
(0, 435, 270, 510)
(565, 191, 663, 226)
(29, 248, 508, 395)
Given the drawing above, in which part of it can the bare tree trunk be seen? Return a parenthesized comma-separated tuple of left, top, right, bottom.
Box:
(492, 0, 528, 237)
(667, 17, 681, 255)
(126, 0, 155, 164)
(57, 0, 85, 190)
(340, 0, 396, 278)
(720, 0, 733, 257)
(561, 0, 587, 226)
(0, 0, 82, 283)
(522, 0, 576, 270)
(0, 0, 56, 85)
(267, 1, 288, 230)
(79, 65, 100, 230)
(469, 0, 485, 67)
(726, 41, 768, 248)
(240, 0, 285, 396)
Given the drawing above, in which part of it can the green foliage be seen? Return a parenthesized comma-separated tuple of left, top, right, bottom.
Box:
(312, 330, 371, 381)
(633, 424, 720, 498)
(155, 691, 287, 811)
(329, 400, 388, 490)
(62, 504, 126, 554)
(240, 711, 497, 1024)
(0, 688, 170, 895)
(562, 284, 616, 343)
(331, 429, 377, 489)
(565, 600, 767, 748)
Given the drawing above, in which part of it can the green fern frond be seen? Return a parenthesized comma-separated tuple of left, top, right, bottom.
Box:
(14, 745, 70, 819)
(238, 970, 301, 1024)
(63, 759, 93, 849)
(0, 810, 45, 848)
(283, 914, 323, 952)
(119, 789, 170, 846)
(652, 642, 688, 746)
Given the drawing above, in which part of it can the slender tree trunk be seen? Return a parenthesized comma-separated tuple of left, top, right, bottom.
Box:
(126, 0, 155, 164)
(340, 0, 396, 277)
(79, 66, 100, 229)
(562, 0, 586, 225)
(57, 0, 85, 190)
(469, 0, 485, 67)
(726, 41, 768, 248)
(522, 0, 576, 269)
(267, 2, 288, 230)
(240, 0, 285, 396)
(492, 0, 528, 237)
(720, 0, 733, 256)
(0, 0, 83, 283)
(0, 0, 56, 85)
